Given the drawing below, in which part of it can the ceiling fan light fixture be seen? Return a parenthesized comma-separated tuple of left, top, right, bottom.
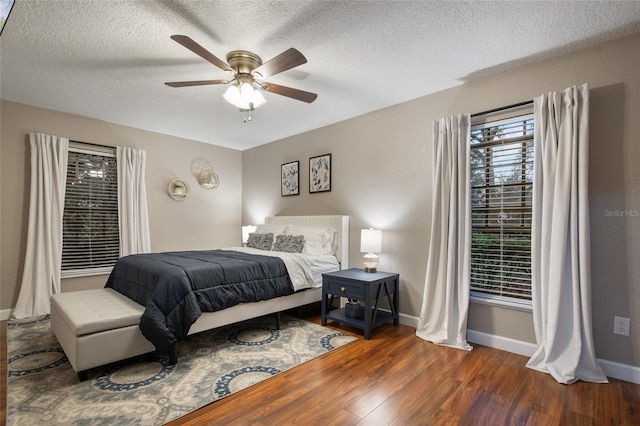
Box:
(166, 36, 316, 110)
(223, 82, 267, 110)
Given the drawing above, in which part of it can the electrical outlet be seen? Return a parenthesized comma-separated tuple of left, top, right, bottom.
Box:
(613, 316, 630, 336)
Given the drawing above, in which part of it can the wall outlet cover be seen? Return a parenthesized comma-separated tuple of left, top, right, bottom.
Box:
(613, 316, 630, 336)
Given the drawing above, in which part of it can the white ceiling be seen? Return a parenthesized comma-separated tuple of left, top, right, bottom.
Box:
(1, 1, 639, 150)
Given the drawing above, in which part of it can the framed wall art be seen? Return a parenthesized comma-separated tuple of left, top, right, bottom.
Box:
(281, 160, 299, 196)
(309, 153, 331, 193)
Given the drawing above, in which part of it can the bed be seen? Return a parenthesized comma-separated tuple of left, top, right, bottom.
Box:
(51, 215, 349, 376)
(129, 215, 349, 357)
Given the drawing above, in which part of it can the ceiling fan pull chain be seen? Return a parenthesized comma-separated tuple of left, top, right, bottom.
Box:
(243, 109, 252, 123)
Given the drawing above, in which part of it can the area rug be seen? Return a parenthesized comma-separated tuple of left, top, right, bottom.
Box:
(6, 314, 356, 425)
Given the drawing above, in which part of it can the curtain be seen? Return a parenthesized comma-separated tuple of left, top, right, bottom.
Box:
(12, 133, 69, 319)
(117, 146, 151, 256)
(526, 84, 607, 384)
(416, 114, 473, 351)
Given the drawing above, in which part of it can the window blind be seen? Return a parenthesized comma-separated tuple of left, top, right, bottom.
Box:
(61, 146, 119, 277)
(470, 112, 533, 301)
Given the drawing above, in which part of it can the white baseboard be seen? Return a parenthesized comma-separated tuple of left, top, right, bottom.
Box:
(466, 329, 536, 357)
(400, 313, 639, 384)
(1, 308, 13, 321)
(597, 359, 640, 384)
(398, 312, 419, 328)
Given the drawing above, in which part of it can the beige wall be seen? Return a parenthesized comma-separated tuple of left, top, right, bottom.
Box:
(242, 33, 640, 367)
(1, 101, 243, 309)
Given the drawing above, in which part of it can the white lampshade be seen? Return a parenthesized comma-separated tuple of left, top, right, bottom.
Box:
(361, 228, 382, 273)
(241, 225, 257, 244)
(223, 83, 267, 110)
(360, 228, 382, 253)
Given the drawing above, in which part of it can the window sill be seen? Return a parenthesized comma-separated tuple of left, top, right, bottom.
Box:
(61, 267, 113, 279)
(470, 293, 532, 313)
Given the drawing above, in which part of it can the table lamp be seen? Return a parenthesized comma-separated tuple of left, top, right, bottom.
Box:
(241, 225, 257, 245)
(361, 228, 382, 273)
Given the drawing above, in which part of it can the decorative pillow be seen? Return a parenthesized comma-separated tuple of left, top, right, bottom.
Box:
(246, 232, 274, 251)
(254, 224, 287, 249)
(285, 225, 337, 256)
(272, 234, 305, 253)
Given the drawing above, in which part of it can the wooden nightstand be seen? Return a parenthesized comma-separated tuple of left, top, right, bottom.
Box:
(321, 268, 399, 339)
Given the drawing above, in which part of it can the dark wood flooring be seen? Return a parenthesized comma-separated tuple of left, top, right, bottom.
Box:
(2, 315, 639, 425)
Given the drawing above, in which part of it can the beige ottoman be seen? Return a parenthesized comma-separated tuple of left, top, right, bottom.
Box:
(50, 288, 155, 381)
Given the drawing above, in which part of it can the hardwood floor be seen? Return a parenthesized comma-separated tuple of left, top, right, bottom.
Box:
(3, 316, 639, 425)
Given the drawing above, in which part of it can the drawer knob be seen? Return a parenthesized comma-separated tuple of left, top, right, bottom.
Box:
(341, 287, 346, 292)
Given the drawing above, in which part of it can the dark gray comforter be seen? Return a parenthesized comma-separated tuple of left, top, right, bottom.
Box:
(105, 250, 293, 352)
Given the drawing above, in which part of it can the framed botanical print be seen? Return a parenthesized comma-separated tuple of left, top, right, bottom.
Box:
(309, 153, 331, 193)
(281, 160, 299, 196)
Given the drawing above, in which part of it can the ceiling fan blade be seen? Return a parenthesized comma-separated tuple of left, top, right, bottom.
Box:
(170, 35, 231, 72)
(253, 48, 307, 78)
(165, 80, 228, 87)
(262, 82, 317, 103)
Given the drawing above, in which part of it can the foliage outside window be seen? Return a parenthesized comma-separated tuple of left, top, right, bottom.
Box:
(61, 145, 119, 277)
(470, 112, 534, 307)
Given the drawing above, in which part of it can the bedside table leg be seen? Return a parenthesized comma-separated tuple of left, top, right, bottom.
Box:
(364, 298, 372, 340)
(321, 293, 327, 326)
(393, 279, 400, 325)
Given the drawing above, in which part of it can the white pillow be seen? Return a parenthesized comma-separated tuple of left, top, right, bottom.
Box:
(285, 225, 337, 256)
(255, 224, 287, 235)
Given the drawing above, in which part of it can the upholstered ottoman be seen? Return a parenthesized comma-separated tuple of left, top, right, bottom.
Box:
(50, 288, 155, 381)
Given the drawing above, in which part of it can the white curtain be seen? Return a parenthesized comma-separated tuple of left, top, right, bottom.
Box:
(416, 114, 473, 351)
(526, 84, 607, 384)
(12, 133, 69, 319)
(117, 146, 151, 256)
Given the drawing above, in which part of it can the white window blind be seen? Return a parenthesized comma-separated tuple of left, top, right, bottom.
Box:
(470, 110, 534, 303)
(61, 144, 119, 277)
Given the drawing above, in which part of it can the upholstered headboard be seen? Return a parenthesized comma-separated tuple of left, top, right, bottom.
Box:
(265, 215, 349, 269)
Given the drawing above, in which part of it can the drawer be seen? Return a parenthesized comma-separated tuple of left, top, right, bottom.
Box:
(325, 279, 364, 300)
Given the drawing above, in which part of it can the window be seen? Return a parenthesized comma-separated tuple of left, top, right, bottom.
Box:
(61, 143, 119, 277)
(470, 106, 534, 307)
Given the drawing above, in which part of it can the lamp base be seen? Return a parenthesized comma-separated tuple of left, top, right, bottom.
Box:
(364, 266, 377, 273)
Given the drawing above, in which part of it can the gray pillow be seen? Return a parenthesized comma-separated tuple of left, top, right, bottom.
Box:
(272, 234, 305, 253)
(246, 232, 273, 251)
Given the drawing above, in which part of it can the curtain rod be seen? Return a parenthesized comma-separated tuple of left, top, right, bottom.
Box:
(471, 100, 533, 118)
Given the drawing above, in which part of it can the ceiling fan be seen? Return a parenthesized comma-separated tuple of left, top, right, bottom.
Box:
(165, 35, 317, 112)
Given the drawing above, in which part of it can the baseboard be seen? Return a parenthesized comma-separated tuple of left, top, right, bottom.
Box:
(1, 308, 13, 321)
(399, 313, 639, 384)
(597, 359, 640, 384)
(466, 329, 536, 357)
(398, 312, 419, 328)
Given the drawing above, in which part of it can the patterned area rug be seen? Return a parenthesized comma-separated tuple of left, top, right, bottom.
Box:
(6, 314, 356, 425)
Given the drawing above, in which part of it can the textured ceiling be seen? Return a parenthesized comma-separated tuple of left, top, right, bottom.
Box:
(1, 1, 639, 150)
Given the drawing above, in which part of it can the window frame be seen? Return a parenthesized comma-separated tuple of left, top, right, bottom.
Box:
(469, 106, 534, 311)
(60, 143, 119, 278)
